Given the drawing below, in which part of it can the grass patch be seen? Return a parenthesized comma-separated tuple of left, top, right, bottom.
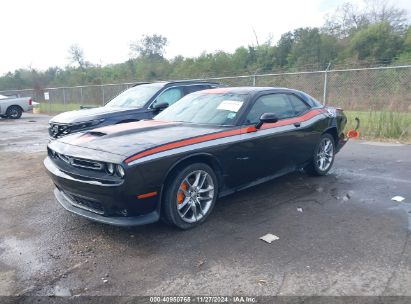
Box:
(345, 110, 411, 141)
(36, 103, 410, 141)
(38, 103, 99, 114)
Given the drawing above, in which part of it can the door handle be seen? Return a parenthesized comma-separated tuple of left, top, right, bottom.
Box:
(294, 122, 301, 127)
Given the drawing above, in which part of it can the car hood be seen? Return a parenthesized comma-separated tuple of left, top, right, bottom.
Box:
(49, 106, 137, 124)
(56, 120, 232, 159)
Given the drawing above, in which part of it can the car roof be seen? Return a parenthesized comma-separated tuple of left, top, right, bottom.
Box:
(200, 86, 301, 94)
(156, 80, 220, 86)
(132, 80, 220, 88)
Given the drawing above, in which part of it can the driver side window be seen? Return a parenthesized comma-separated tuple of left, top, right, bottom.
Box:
(245, 94, 294, 124)
(152, 87, 183, 108)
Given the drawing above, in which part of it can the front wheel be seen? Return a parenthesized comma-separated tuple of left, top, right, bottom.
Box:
(162, 163, 218, 229)
(6, 106, 22, 119)
(305, 133, 335, 176)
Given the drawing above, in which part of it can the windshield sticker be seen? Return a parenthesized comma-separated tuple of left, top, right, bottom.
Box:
(217, 100, 243, 112)
(227, 112, 236, 119)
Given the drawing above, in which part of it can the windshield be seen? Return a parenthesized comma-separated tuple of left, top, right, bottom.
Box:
(105, 83, 163, 108)
(155, 92, 248, 125)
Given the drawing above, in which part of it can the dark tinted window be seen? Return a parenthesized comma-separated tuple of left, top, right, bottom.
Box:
(288, 94, 310, 115)
(245, 94, 294, 124)
(301, 92, 322, 107)
(184, 85, 210, 95)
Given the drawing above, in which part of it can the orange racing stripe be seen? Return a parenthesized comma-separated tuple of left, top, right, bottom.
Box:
(124, 109, 326, 164)
(125, 127, 243, 163)
(137, 191, 158, 199)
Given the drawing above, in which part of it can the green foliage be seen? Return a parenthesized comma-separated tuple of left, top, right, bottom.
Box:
(349, 22, 404, 62)
(129, 34, 168, 59)
(0, 6, 410, 91)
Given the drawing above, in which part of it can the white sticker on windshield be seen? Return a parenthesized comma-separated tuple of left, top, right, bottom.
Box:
(217, 100, 243, 112)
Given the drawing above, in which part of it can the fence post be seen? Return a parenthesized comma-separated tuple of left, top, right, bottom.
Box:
(252, 75, 256, 86)
(101, 86, 105, 106)
(63, 88, 66, 111)
(49, 91, 51, 114)
(323, 62, 331, 105)
(80, 87, 83, 107)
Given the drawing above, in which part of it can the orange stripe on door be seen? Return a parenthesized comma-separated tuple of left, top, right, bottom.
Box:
(125, 109, 327, 164)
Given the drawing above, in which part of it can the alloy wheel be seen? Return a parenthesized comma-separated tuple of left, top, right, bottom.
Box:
(176, 170, 215, 223)
(316, 137, 334, 171)
(9, 108, 19, 118)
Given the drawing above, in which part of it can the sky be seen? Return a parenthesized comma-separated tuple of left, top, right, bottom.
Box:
(0, 0, 410, 75)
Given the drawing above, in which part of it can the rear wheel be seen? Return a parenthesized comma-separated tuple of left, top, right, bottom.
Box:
(305, 133, 335, 176)
(162, 163, 218, 229)
(6, 106, 22, 119)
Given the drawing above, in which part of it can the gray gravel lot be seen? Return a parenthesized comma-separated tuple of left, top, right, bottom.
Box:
(0, 113, 410, 297)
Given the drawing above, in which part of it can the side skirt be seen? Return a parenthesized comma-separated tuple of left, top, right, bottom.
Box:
(218, 166, 297, 198)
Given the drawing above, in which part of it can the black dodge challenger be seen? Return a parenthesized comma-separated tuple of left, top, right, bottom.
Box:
(45, 87, 349, 229)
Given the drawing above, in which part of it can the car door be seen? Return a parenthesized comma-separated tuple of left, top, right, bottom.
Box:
(237, 93, 301, 181)
(286, 93, 319, 165)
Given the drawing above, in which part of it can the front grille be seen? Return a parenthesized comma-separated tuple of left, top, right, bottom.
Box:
(49, 122, 93, 138)
(49, 149, 105, 171)
(57, 153, 104, 171)
(66, 192, 105, 215)
(49, 123, 71, 138)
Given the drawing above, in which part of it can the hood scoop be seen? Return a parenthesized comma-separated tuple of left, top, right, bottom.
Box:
(87, 131, 107, 137)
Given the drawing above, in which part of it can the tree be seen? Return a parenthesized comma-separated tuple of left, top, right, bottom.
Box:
(323, 0, 409, 38)
(276, 32, 294, 67)
(349, 22, 404, 62)
(366, 0, 408, 33)
(68, 44, 86, 70)
(129, 34, 168, 59)
(396, 26, 411, 63)
(287, 28, 323, 69)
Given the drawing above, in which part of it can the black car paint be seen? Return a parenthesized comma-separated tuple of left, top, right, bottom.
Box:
(44, 87, 347, 226)
(48, 81, 219, 139)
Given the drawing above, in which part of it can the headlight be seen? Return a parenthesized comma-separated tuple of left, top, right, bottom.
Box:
(116, 165, 125, 178)
(107, 163, 115, 175)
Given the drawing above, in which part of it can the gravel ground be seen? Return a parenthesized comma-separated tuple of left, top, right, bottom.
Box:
(0, 113, 410, 298)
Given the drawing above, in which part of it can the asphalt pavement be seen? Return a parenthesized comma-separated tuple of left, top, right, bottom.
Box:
(0, 113, 410, 297)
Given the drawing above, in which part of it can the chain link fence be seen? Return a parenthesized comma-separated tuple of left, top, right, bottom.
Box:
(1, 65, 410, 138)
(1, 65, 410, 113)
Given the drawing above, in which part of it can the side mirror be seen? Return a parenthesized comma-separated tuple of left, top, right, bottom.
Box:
(256, 113, 278, 129)
(152, 102, 169, 112)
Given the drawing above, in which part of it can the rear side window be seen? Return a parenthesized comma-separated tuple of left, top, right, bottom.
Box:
(301, 92, 322, 107)
(288, 94, 310, 116)
(245, 94, 295, 124)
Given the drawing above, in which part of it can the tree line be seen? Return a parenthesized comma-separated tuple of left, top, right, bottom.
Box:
(1, 0, 410, 91)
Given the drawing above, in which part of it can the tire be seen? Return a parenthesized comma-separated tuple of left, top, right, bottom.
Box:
(162, 163, 219, 229)
(305, 133, 335, 176)
(6, 106, 22, 119)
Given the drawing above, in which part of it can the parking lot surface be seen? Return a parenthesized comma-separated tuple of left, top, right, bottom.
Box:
(0, 113, 410, 296)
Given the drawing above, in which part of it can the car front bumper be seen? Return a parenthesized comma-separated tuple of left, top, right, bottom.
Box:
(44, 157, 160, 226)
(54, 188, 159, 226)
